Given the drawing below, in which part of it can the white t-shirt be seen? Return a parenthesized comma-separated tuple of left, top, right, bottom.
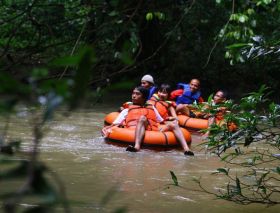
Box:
(113, 106, 164, 125)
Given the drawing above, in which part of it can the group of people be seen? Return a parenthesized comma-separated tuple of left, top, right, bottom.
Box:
(102, 74, 229, 156)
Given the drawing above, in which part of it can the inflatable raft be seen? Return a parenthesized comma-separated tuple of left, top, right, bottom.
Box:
(104, 112, 120, 126)
(103, 112, 192, 147)
(178, 115, 208, 130)
(178, 114, 237, 132)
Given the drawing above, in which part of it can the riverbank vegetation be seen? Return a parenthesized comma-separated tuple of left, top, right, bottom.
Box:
(197, 85, 280, 205)
(1, 0, 280, 212)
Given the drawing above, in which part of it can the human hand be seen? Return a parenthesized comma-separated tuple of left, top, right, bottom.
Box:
(101, 125, 113, 137)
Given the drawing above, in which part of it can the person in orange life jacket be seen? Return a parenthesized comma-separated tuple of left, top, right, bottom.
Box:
(201, 90, 229, 137)
(141, 74, 157, 100)
(118, 74, 157, 112)
(148, 84, 194, 156)
(170, 78, 204, 117)
(102, 86, 164, 152)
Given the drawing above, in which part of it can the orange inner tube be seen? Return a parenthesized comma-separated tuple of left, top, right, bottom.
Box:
(104, 112, 120, 125)
(104, 112, 191, 147)
(106, 126, 191, 147)
(178, 114, 237, 132)
(178, 115, 208, 130)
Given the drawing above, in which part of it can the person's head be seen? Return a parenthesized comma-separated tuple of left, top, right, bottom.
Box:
(132, 86, 149, 105)
(157, 83, 172, 101)
(213, 90, 228, 104)
(141, 74, 154, 89)
(189, 79, 200, 93)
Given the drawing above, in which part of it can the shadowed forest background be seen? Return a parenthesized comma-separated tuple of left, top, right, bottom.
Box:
(1, 0, 279, 100)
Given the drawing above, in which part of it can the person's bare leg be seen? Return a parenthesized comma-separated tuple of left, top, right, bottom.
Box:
(134, 116, 147, 150)
(167, 122, 194, 156)
(126, 115, 147, 152)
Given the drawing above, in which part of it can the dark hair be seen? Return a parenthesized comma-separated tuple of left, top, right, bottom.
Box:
(135, 86, 149, 101)
(158, 83, 172, 95)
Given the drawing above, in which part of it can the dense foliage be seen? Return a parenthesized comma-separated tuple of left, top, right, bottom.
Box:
(200, 85, 280, 205)
(1, 0, 280, 98)
(0, 47, 96, 212)
(169, 85, 280, 205)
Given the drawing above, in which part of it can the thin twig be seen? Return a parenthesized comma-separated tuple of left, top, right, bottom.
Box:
(59, 22, 87, 80)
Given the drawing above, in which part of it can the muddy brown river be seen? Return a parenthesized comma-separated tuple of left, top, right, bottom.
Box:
(1, 98, 279, 212)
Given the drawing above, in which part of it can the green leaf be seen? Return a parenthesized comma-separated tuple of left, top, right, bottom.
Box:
(215, 168, 229, 175)
(238, 15, 248, 23)
(235, 177, 241, 194)
(146, 12, 153, 21)
(221, 153, 235, 161)
(108, 11, 118, 16)
(226, 43, 250, 49)
(207, 94, 213, 103)
(169, 171, 179, 186)
(262, 0, 272, 5)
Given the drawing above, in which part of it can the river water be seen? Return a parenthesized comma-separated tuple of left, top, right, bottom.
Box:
(1, 98, 279, 213)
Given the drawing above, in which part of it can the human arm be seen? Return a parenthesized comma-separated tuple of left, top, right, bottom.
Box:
(101, 109, 128, 136)
(152, 106, 164, 123)
(166, 105, 179, 122)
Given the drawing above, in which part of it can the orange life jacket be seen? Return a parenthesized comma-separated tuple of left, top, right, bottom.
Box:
(215, 111, 224, 121)
(214, 106, 227, 121)
(125, 104, 158, 131)
(148, 94, 173, 120)
(121, 101, 132, 109)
